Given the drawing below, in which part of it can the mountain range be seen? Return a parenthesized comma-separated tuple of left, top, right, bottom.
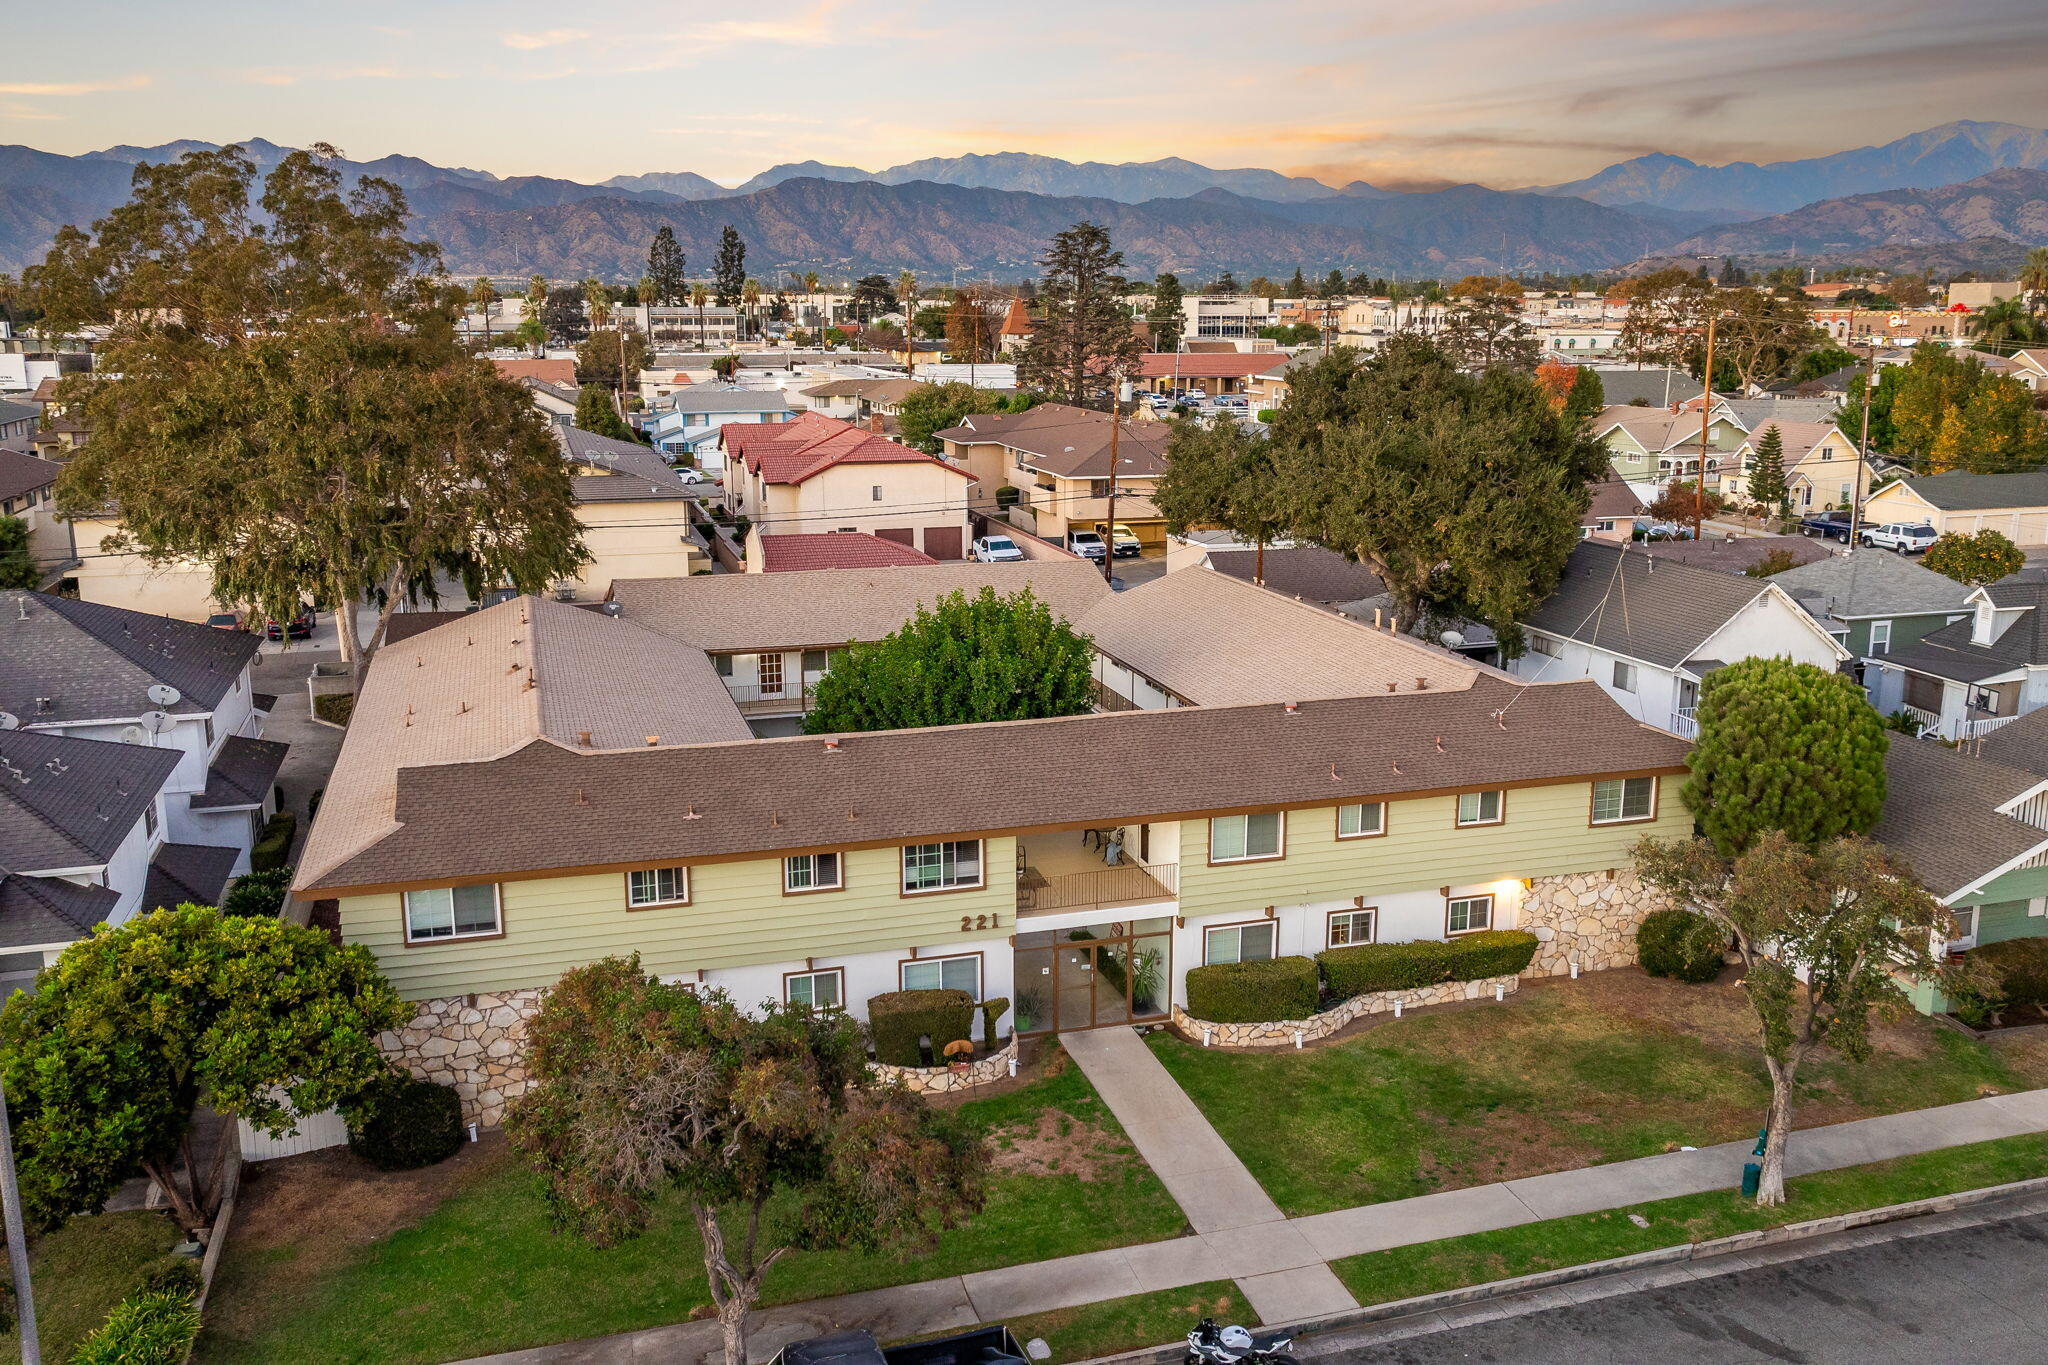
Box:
(0, 121, 2045, 279)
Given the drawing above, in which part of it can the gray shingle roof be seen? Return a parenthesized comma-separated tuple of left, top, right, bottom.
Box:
(1873, 739, 2048, 901)
(1893, 469, 2048, 512)
(1979, 707, 2048, 777)
(668, 385, 799, 414)
(558, 425, 694, 502)
(1521, 541, 1771, 669)
(0, 591, 262, 724)
(1886, 581, 2048, 682)
(1205, 546, 1385, 605)
(0, 728, 179, 871)
(1585, 368, 1697, 408)
(190, 735, 288, 811)
(0, 873, 119, 948)
(1769, 552, 1976, 621)
(142, 842, 239, 912)
(1635, 536, 1831, 576)
(0, 448, 59, 503)
(1722, 398, 1841, 427)
(0, 399, 37, 429)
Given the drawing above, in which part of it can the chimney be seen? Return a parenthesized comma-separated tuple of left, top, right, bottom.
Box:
(645, 735, 660, 746)
(578, 730, 593, 747)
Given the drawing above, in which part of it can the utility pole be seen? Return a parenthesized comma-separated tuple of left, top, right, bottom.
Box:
(1851, 311, 1879, 553)
(1694, 312, 1717, 543)
(0, 1074, 40, 1365)
(1102, 377, 1126, 583)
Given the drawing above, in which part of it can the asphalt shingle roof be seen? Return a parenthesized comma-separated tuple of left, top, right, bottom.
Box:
(0, 728, 179, 871)
(934, 404, 1170, 479)
(0, 448, 59, 503)
(1886, 581, 2048, 682)
(1873, 739, 2048, 901)
(1204, 546, 1385, 605)
(0, 590, 262, 723)
(190, 735, 289, 811)
(1634, 536, 1831, 576)
(1893, 469, 2048, 512)
(1521, 541, 1772, 669)
(755, 532, 937, 573)
(142, 842, 239, 912)
(1769, 552, 1976, 621)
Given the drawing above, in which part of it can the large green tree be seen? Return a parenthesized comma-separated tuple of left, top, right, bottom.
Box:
(712, 225, 747, 308)
(1147, 272, 1185, 352)
(0, 907, 403, 1235)
(1439, 276, 1538, 373)
(803, 586, 1093, 733)
(574, 383, 633, 439)
(1683, 657, 1888, 857)
(1152, 417, 1289, 579)
(32, 144, 587, 688)
(1713, 288, 1823, 392)
(507, 958, 986, 1365)
(894, 381, 983, 454)
(0, 514, 36, 589)
(1747, 423, 1790, 516)
(1923, 528, 2024, 585)
(1615, 267, 1713, 370)
(1848, 345, 2048, 470)
(1015, 221, 1141, 408)
(575, 324, 651, 390)
(645, 225, 686, 305)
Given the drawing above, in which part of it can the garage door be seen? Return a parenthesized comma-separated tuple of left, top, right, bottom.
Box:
(923, 526, 963, 560)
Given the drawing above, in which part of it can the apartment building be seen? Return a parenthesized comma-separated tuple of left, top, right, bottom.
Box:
(722, 411, 973, 559)
(936, 403, 1170, 547)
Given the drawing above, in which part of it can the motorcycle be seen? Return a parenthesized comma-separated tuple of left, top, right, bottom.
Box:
(1185, 1318, 1298, 1365)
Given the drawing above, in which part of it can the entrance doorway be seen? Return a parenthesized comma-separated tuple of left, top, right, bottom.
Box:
(1013, 918, 1172, 1034)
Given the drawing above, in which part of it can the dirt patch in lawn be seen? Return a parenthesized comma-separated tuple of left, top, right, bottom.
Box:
(1989, 1027, 2048, 1088)
(988, 1109, 1133, 1182)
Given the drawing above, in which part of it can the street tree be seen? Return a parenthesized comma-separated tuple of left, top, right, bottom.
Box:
(2022, 247, 2048, 313)
(713, 226, 747, 307)
(1147, 272, 1186, 352)
(742, 278, 762, 339)
(1439, 276, 1538, 372)
(1747, 423, 1790, 517)
(944, 284, 1001, 363)
(582, 277, 611, 331)
(1632, 832, 1947, 1204)
(469, 275, 498, 347)
(1152, 418, 1288, 581)
(1015, 221, 1141, 409)
(894, 381, 983, 454)
(1714, 289, 1822, 392)
(1923, 528, 2025, 586)
(849, 273, 895, 322)
(32, 143, 587, 688)
(896, 269, 919, 318)
(1967, 297, 2048, 356)
(576, 324, 651, 393)
(803, 586, 1094, 733)
(646, 225, 686, 305)
(1682, 657, 1889, 857)
(1615, 267, 1713, 369)
(0, 906, 404, 1234)
(508, 959, 987, 1365)
(543, 285, 590, 343)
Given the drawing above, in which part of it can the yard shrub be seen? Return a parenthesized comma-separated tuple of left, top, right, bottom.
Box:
(1443, 930, 1540, 978)
(1184, 956, 1319, 1023)
(219, 866, 293, 918)
(1317, 931, 1538, 998)
(133, 1255, 203, 1298)
(979, 996, 1011, 1044)
(1636, 908, 1728, 984)
(248, 810, 297, 873)
(312, 692, 356, 726)
(867, 989, 975, 1066)
(1975, 937, 2048, 1011)
(68, 1289, 201, 1365)
(344, 1069, 465, 1171)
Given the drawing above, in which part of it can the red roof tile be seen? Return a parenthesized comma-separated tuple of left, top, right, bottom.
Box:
(1136, 353, 1288, 379)
(755, 532, 939, 573)
(492, 357, 577, 386)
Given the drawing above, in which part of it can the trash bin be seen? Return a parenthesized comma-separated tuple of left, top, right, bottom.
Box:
(1741, 1161, 1762, 1198)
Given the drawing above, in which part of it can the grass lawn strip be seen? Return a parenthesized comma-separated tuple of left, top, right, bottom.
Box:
(0, 1209, 179, 1363)
(1150, 971, 2031, 1216)
(1332, 1132, 2048, 1307)
(1000, 1281, 1251, 1364)
(198, 1046, 1186, 1365)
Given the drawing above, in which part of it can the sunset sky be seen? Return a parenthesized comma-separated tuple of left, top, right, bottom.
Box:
(7, 0, 2048, 189)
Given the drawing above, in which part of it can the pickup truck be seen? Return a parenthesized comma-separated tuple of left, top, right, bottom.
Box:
(1860, 522, 1938, 554)
(1066, 529, 1107, 561)
(1799, 511, 1855, 542)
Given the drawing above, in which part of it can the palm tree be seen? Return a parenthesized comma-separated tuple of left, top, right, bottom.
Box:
(469, 277, 498, 348)
(582, 278, 612, 332)
(2021, 247, 2048, 316)
(691, 284, 710, 349)
(741, 279, 762, 340)
(1968, 296, 2048, 355)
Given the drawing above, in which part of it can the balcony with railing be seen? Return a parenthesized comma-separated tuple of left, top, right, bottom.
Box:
(1666, 707, 1698, 740)
(721, 681, 813, 715)
(1901, 703, 1942, 736)
(1017, 834, 1177, 917)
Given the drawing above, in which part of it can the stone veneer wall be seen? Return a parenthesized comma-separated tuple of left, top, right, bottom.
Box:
(379, 988, 545, 1128)
(870, 1038, 1019, 1093)
(1518, 869, 1672, 978)
(1173, 973, 1521, 1048)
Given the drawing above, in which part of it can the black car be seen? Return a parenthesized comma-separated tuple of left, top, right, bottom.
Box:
(265, 605, 316, 641)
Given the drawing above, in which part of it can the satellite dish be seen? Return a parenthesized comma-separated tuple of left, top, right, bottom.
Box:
(139, 710, 174, 734)
(1439, 629, 1467, 648)
(118, 725, 152, 746)
(0, 712, 17, 731)
(146, 683, 181, 707)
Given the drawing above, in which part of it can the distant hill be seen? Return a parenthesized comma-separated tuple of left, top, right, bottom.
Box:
(1658, 168, 2048, 260)
(1535, 120, 2048, 217)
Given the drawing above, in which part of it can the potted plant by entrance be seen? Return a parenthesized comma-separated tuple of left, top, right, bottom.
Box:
(943, 1039, 975, 1072)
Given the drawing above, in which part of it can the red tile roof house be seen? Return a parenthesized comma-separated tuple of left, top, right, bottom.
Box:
(491, 357, 578, 387)
(721, 411, 976, 561)
(1134, 352, 1289, 396)
(747, 530, 938, 573)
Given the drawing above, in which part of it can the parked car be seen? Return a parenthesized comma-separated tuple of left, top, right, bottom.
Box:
(1861, 522, 1937, 554)
(973, 535, 1025, 563)
(204, 611, 246, 632)
(1216, 395, 1250, 410)
(1102, 523, 1143, 558)
(1066, 529, 1107, 560)
(1800, 510, 1855, 541)
(265, 604, 317, 640)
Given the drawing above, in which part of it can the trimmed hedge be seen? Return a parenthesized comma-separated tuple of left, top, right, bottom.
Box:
(979, 996, 1011, 1044)
(249, 810, 297, 873)
(1317, 930, 1539, 998)
(1637, 908, 1728, 984)
(1185, 956, 1319, 1024)
(868, 988, 975, 1066)
(220, 866, 293, 918)
(345, 1070, 465, 1171)
(69, 1290, 202, 1365)
(1976, 936, 2048, 1010)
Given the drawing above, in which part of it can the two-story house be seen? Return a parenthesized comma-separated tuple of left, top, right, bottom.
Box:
(646, 386, 799, 473)
(1721, 420, 1869, 512)
(1592, 403, 1747, 497)
(1865, 578, 2048, 741)
(295, 583, 1692, 1126)
(0, 449, 73, 586)
(555, 425, 713, 599)
(936, 404, 1170, 549)
(722, 411, 973, 560)
(1509, 540, 1850, 737)
(2, 591, 287, 870)
(1768, 551, 1973, 660)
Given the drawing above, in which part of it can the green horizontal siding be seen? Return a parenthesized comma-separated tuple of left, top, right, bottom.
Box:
(1976, 899, 2044, 947)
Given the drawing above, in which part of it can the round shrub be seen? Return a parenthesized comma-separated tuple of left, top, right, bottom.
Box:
(1636, 908, 1727, 983)
(867, 989, 975, 1066)
(345, 1070, 465, 1171)
(1974, 937, 2048, 1011)
(1184, 956, 1318, 1024)
(69, 1290, 202, 1365)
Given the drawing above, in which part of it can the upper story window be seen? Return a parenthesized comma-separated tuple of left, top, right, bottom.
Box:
(1527, 633, 1561, 658)
(902, 840, 982, 894)
(1336, 802, 1386, 839)
(405, 884, 502, 942)
(626, 866, 690, 909)
(1591, 777, 1657, 825)
(1456, 791, 1504, 827)
(1210, 811, 1283, 862)
(785, 852, 842, 893)
(1613, 660, 1637, 693)
(872, 485, 884, 500)
(142, 801, 158, 840)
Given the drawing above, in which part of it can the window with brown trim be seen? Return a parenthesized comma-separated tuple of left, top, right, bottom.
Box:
(1336, 803, 1386, 839)
(1210, 811, 1283, 862)
(405, 884, 502, 942)
(784, 967, 843, 1009)
(627, 866, 689, 908)
(900, 953, 981, 997)
(1327, 908, 1375, 947)
(1204, 920, 1277, 965)
(902, 840, 982, 893)
(1447, 894, 1494, 935)
(1591, 777, 1656, 825)
(784, 852, 842, 893)
(1455, 791, 1504, 827)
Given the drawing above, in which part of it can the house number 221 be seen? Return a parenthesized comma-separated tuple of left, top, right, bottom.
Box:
(960, 913, 1001, 932)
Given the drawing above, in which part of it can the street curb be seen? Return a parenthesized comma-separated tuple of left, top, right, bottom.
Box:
(1075, 1175, 2048, 1365)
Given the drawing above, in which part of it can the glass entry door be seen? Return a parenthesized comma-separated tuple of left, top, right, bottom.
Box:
(1014, 920, 1172, 1034)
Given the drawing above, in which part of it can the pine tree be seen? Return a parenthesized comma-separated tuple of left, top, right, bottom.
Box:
(574, 383, 632, 440)
(1747, 423, 1789, 516)
(1148, 272, 1185, 352)
(1286, 267, 1308, 297)
(1321, 269, 1346, 298)
(713, 226, 747, 307)
(1015, 221, 1140, 408)
(1562, 365, 1604, 425)
(646, 226, 686, 305)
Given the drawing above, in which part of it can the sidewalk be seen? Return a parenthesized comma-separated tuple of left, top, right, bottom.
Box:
(453, 1082, 2048, 1365)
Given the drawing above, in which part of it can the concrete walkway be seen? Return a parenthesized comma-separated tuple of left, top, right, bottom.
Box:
(454, 1084, 2048, 1365)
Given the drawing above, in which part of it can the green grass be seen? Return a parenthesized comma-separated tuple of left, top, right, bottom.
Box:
(0, 1209, 179, 1363)
(1149, 977, 2031, 1215)
(1002, 1280, 1250, 1363)
(200, 1047, 1187, 1365)
(1334, 1131, 2048, 1306)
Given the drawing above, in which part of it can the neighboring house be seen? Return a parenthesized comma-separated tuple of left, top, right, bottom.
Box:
(1768, 551, 1973, 658)
(1241, 353, 1315, 413)
(1592, 404, 1747, 496)
(556, 425, 712, 599)
(647, 386, 799, 471)
(1865, 578, 2048, 741)
(1873, 735, 2048, 1014)
(936, 403, 1169, 547)
(1583, 474, 1645, 541)
(491, 357, 577, 388)
(0, 398, 36, 443)
(1633, 535, 1831, 575)
(1509, 540, 1850, 737)
(514, 376, 580, 421)
(295, 583, 1693, 1126)
(798, 377, 924, 424)
(0, 448, 75, 585)
(722, 412, 973, 560)
(996, 298, 1033, 354)
(1720, 397, 1843, 428)
(745, 530, 937, 574)
(0, 728, 194, 991)
(1862, 469, 2048, 549)
(1584, 367, 1695, 408)
(1721, 421, 1868, 511)
(1, 591, 286, 873)
(68, 507, 220, 620)
(1134, 352, 1281, 397)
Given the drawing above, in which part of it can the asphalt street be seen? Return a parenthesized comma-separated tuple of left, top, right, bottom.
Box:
(1322, 1209, 2048, 1364)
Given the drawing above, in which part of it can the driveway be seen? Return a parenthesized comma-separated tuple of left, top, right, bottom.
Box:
(247, 646, 346, 860)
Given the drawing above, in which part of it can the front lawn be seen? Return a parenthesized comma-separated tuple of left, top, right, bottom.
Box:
(1005, 1280, 1251, 1363)
(1335, 1131, 2048, 1306)
(1150, 969, 2032, 1216)
(0, 1209, 180, 1363)
(200, 1044, 1187, 1365)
